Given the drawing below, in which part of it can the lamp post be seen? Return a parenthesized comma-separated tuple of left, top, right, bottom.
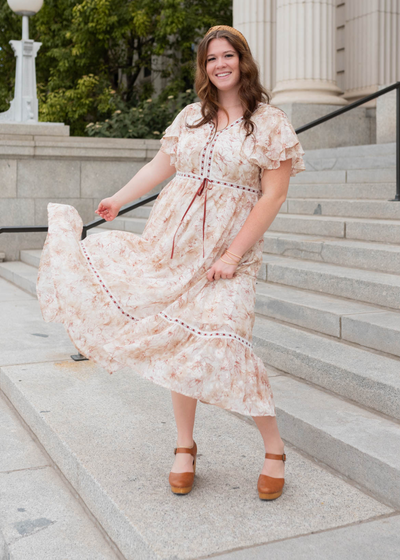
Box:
(0, 0, 44, 123)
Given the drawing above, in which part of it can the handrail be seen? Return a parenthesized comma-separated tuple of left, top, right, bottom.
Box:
(1, 80, 399, 240)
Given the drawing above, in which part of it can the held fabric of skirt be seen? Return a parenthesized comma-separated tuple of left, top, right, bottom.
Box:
(36, 102, 306, 416)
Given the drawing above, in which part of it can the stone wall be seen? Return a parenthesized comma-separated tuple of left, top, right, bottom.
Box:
(0, 123, 163, 260)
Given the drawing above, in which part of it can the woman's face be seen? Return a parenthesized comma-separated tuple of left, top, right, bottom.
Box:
(206, 38, 240, 93)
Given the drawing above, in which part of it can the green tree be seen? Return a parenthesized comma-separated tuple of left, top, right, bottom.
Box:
(0, 0, 232, 135)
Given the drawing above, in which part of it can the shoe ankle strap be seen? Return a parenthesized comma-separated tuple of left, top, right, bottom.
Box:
(265, 452, 286, 462)
(174, 441, 197, 457)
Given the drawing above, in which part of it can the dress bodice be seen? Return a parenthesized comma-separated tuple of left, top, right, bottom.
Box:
(161, 102, 305, 192)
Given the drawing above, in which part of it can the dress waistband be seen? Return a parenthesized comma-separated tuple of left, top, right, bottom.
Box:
(171, 174, 260, 260)
(175, 171, 260, 195)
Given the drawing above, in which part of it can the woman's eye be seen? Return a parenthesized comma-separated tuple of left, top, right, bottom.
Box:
(207, 54, 234, 62)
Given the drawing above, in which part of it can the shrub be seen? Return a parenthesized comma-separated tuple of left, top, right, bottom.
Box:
(85, 89, 198, 139)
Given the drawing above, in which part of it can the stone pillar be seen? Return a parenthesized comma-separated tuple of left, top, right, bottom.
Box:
(271, 0, 347, 106)
(233, 0, 276, 93)
(344, 0, 400, 142)
(344, 0, 400, 103)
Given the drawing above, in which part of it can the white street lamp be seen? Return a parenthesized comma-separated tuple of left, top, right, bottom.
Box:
(0, 0, 44, 123)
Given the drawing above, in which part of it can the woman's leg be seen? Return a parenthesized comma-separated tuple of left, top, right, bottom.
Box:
(170, 391, 198, 473)
(252, 415, 285, 477)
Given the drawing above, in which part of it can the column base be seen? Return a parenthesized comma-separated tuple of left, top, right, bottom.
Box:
(271, 81, 348, 106)
(272, 103, 376, 150)
(376, 85, 396, 144)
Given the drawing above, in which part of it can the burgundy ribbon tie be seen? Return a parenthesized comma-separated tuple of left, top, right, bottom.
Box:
(171, 177, 211, 259)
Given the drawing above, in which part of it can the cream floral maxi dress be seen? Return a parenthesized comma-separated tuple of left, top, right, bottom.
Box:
(36, 102, 305, 416)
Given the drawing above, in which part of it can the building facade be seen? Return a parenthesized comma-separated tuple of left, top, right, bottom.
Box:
(234, 0, 400, 146)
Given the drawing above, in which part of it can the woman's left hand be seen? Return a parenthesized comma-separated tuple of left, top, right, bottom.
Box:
(207, 258, 238, 282)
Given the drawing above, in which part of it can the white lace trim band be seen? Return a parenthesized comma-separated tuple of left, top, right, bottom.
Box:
(81, 242, 252, 349)
(159, 311, 253, 349)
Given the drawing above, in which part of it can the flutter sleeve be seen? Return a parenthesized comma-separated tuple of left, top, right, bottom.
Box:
(248, 106, 306, 177)
(159, 105, 188, 166)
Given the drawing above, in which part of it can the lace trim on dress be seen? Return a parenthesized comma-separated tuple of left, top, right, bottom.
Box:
(158, 311, 253, 349)
(80, 242, 139, 322)
(81, 242, 252, 350)
(176, 172, 260, 194)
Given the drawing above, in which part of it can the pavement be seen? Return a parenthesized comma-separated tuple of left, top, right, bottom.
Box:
(0, 276, 399, 560)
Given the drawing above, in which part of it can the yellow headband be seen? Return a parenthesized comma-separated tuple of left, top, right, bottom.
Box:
(205, 25, 250, 51)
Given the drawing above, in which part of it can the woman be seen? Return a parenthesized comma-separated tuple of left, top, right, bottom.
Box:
(37, 25, 305, 500)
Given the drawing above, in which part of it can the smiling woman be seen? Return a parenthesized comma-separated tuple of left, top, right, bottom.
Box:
(36, 24, 305, 501)
(206, 39, 242, 129)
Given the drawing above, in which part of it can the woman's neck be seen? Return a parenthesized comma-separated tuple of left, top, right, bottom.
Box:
(217, 87, 241, 110)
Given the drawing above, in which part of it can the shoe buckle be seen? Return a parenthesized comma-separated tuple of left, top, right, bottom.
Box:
(282, 453, 286, 462)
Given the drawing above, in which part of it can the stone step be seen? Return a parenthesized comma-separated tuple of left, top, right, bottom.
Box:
(255, 282, 400, 359)
(267, 373, 400, 510)
(290, 167, 396, 184)
(0, 261, 38, 296)
(287, 182, 396, 200)
(302, 155, 395, 172)
(216, 515, 400, 560)
(99, 216, 147, 234)
(269, 214, 400, 244)
(0, 393, 119, 560)
(86, 226, 111, 238)
(263, 232, 400, 274)
(259, 254, 400, 309)
(0, 360, 395, 560)
(124, 203, 154, 220)
(253, 315, 400, 421)
(304, 142, 395, 160)
(20, 249, 43, 268)
(286, 198, 400, 220)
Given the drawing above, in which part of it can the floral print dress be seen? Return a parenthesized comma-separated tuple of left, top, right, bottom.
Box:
(37, 101, 305, 416)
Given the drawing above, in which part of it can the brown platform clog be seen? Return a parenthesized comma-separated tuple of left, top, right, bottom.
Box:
(257, 451, 286, 500)
(169, 441, 197, 495)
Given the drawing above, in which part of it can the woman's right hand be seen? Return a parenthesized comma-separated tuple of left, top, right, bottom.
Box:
(95, 197, 121, 221)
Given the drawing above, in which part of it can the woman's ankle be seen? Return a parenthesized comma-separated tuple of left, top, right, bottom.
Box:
(263, 438, 285, 453)
(176, 439, 194, 448)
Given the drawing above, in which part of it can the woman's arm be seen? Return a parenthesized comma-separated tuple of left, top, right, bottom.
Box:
(207, 158, 292, 281)
(95, 150, 176, 221)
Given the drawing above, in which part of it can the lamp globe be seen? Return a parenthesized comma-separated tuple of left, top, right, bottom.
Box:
(7, 0, 43, 16)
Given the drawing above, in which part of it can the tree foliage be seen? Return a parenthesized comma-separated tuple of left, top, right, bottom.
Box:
(0, 0, 232, 135)
(86, 89, 197, 139)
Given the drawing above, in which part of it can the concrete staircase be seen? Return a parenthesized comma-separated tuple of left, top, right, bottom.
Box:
(0, 142, 400, 556)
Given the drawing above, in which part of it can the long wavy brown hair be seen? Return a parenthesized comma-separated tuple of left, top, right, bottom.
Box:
(189, 26, 270, 138)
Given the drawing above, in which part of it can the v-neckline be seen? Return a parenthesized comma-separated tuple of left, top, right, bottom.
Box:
(211, 102, 266, 133)
(212, 115, 244, 134)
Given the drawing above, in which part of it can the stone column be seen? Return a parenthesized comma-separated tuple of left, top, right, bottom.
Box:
(344, 0, 400, 143)
(233, 0, 276, 93)
(271, 0, 346, 105)
(345, 0, 400, 101)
